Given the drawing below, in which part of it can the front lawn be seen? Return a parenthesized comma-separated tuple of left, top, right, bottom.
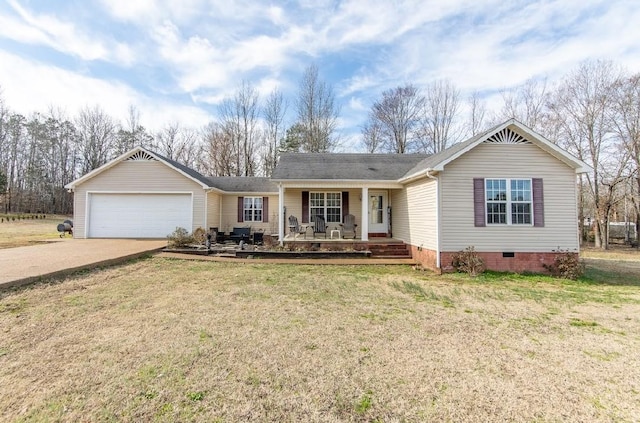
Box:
(1, 259, 639, 422)
(0, 215, 71, 249)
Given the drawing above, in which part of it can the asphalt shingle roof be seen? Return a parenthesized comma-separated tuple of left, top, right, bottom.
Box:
(207, 177, 278, 193)
(272, 153, 430, 181)
(150, 150, 213, 187)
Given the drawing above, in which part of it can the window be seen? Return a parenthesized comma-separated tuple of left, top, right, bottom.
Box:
(310, 192, 342, 223)
(485, 179, 531, 225)
(243, 197, 263, 222)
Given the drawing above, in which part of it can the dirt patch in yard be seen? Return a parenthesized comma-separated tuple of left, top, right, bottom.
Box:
(1, 259, 639, 422)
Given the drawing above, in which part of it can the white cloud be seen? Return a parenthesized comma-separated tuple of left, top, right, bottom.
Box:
(0, 51, 211, 130)
(2, 0, 640, 149)
(0, 0, 136, 65)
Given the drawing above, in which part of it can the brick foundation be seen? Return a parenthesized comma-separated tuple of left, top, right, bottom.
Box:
(409, 246, 439, 271)
(410, 247, 572, 274)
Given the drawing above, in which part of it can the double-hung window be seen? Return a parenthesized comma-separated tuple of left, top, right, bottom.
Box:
(485, 179, 532, 225)
(243, 197, 263, 222)
(309, 192, 342, 223)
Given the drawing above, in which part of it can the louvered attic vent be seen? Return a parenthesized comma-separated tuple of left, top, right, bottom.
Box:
(484, 128, 531, 144)
(126, 151, 157, 161)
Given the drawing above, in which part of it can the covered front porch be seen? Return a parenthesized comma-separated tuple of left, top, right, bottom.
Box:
(277, 184, 402, 243)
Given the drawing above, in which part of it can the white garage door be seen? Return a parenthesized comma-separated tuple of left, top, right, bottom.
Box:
(88, 193, 192, 238)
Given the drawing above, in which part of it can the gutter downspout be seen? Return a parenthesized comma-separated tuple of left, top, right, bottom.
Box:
(425, 170, 441, 270)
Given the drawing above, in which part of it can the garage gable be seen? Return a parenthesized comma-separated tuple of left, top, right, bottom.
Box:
(69, 148, 210, 238)
(65, 147, 212, 191)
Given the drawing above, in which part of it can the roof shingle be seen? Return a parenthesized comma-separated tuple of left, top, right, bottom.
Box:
(272, 153, 430, 181)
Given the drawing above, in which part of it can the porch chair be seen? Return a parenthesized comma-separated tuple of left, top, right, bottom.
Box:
(288, 215, 307, 239)
(340, 214, 358, 239)
(311, 215, 328, 238)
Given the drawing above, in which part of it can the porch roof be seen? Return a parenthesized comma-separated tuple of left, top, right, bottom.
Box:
(272, 153, 430, 181)
(207, 176, 278, 193)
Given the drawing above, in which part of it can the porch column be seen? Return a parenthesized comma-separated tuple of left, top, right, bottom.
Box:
(278, 183, 285, 246)
(360, 187, 369, 241)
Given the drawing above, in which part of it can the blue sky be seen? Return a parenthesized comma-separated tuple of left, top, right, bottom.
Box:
(1, 0, 639, 150)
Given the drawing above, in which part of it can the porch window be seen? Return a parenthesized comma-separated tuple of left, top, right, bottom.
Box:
(243, 197, 263, 222)
(310, 192, 342, 223)
(485, 179, 532, 225)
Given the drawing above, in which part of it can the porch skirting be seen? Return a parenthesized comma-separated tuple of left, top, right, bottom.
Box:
(411, 246, 569, 274)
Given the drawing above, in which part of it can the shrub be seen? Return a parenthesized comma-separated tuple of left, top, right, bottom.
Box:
(192, 227, 206, 245)
(451, 246, 485, 276)
(167, 227, 195, 248)
(544, 250, 584, 280)
(263, 234, 276, 248)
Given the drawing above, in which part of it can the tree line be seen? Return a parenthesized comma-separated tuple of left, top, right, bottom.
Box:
(1, 60, 639, 249)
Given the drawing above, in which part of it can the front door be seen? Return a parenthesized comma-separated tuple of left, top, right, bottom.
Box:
(368, 191, 388, 235)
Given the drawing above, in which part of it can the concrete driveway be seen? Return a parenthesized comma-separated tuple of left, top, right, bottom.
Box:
(0, 239, 167, 289)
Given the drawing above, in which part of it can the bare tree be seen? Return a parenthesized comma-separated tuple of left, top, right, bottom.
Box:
(420, 79, 462, 154)
(295, 64, 340, 152)
(75, 105, 116, 174)
(363, 84, 423, 154)
(219, 81, 260, 176)
(467, 91, 487, 136)
(155, 123, 201, 170)
(262, 88, 287, 176)
(361, 113, 384, 153)
(547, 60, 620, 248)
(199, 122, 237, 177)
(496, 78, 549, 132)
(612, 73, 640, 246)
(115, 105, 153, 154)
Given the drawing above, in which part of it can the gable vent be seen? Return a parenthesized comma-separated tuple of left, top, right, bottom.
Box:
(126, 150, 157, 161)
(485, 128, 531, 144)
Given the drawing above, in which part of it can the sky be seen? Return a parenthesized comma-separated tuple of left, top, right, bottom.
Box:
(1, 0, 640, 151)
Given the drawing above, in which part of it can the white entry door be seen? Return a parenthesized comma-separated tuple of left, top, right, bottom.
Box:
(368, 191, 388, 234)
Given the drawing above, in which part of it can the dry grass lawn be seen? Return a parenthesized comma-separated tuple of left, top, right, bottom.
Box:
(1, 256, 639, 422)
(0, 215, 71, 249)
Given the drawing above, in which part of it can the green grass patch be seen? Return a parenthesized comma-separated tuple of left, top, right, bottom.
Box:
(583, 350, 621, 362)
(186, 391, 205, 402)
(355, 390, 373, 414)
(570, 318, 598, 327)
(390, 281, 455, 307)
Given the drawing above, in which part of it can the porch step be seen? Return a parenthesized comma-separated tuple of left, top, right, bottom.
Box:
(367, 243, 412, 258)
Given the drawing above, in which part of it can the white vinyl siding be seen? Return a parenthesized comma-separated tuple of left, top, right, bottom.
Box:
(73, 160, 206, 238)
(206, 192, 221, 231)
(391, 178, 437, 250)
(283, 188, 363, 232)
(440, 142, 578, 252)
(220, 194, 278, 234)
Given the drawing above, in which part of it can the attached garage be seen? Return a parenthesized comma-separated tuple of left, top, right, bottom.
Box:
(87, 193, 192, 238)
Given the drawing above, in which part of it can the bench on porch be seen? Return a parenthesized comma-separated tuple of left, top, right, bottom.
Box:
(229, 227, 251, 244)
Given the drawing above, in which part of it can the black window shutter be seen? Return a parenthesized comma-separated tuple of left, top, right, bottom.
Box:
(473, 178, 486, 227)
(342, 191, 349, 220)
(263, 197, 269, 223)
(237, 197, 244, 222)
(532, 178, 544, 227)
(302, 191, 309, 223)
